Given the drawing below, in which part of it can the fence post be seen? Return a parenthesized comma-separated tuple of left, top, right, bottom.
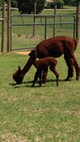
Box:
(44, 16, 47, 40)
(53, 5, 57, 37)
(33, 1, 36, 37)
(7, 0, 11, 52)
(73, 16, 76, 38)
(76, 2, 80, 43)
(1, 1, 6, 53)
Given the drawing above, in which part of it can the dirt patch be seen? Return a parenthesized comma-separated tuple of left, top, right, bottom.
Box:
(15, 51, 31, 55)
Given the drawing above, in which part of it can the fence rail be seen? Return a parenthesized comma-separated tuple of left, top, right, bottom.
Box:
(11, 22, 75, 26)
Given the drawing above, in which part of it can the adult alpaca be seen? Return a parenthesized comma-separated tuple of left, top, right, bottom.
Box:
(13, 36, 80, 84)
(28, 50, 59, 86)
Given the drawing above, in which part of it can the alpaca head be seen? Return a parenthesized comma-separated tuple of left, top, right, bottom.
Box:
(13, 66, 24, 84)
(29, 50, 37, 59)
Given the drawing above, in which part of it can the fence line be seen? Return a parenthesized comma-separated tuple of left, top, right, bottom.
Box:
(10, 14, 76, 50)
(76, 2, 80, 43)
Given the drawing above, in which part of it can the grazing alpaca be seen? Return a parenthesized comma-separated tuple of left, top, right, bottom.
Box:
(29, 50, 59, 86)
(13, 36, 80, 84)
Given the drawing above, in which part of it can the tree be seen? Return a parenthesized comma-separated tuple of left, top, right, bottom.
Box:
(54, 0, 64, 9)
(16, 0, 45, 14)
(45, 0, 64, 9)
(2, 0, 17, 7)
(63, 0, 80, 6)
(11, 0, 17, 7)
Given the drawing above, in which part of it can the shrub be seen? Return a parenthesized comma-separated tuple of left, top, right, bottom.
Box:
(64, 0, 79, 6)
(44, 0, 64, 9)
(11, 0, 17, 7)
(16, 0, 45, 14)
(54, 0, 64, 9)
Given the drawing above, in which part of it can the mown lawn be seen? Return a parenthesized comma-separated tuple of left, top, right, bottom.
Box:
(0, 47, 80, 141)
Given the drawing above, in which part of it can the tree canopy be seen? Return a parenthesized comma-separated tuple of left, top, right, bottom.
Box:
(63, 0, 80, 6)
(16, 0, 45, 14)
(0, 0, 80, 10)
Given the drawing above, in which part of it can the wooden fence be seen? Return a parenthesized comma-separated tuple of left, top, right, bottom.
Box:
(76, 2, 80, 43)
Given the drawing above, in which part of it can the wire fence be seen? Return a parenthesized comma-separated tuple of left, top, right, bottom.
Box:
(11, 13, 76, 50)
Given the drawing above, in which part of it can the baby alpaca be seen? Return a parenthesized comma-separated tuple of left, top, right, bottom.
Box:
(29, 50, 59, 86)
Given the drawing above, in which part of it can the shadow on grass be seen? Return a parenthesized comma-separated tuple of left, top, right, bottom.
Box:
(9, 79, 72, 88)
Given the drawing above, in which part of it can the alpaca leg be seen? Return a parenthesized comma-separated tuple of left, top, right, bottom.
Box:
(42, 67, 48, 83)
(32, 70, 39, 86)
(50, 66, 59, 86)
(75, 66, 80, 80)
(65, 53, 80, 80)
(38, 71, 42, 87)
(71, 56, 80, 80)
(64, 55, 74, 80)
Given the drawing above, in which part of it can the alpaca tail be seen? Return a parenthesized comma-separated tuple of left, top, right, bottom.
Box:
(73, 38, 78, 50)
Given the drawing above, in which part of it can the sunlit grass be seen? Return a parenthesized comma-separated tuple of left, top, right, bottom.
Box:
(0, 48, 80, 141)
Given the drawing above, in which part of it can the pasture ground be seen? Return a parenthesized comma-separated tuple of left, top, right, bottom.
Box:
(0, 45, 80, 141)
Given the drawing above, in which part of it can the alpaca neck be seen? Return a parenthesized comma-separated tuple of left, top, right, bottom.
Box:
(32, 58, 38, 68)
(21, 57, 33, 76)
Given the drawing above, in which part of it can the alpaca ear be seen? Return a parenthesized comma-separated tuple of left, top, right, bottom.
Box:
(28, 49, 37, 57)
(28, 50, 33, 56)
(18, 66, 21, 71)
(28, 52, 31, 56)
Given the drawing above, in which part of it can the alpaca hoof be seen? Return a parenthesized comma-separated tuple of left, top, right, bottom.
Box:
(76, 76, 79, 80)
(31, 84, 34, 87)
(16, 82, 22, 84)
(56, 83, 58, 86)
(42, 79, 46, 84)
(65, 78, 71, 81)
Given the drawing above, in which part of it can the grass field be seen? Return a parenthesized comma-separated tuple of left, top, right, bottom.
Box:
(0, 47, 80, 141)
(0, 6, 80, 142)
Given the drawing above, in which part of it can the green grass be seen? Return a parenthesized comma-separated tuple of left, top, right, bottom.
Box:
(0, 47, 80, 141)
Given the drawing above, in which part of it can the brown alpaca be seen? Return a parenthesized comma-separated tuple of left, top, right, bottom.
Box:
(13, 36, 80, 84)
(29, 50, 59, 86)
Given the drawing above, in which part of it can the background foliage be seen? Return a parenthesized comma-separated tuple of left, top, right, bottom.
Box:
(54, 0, 64, 9)
(0, 0, 80, 9)
(63, 0, 80, 6)
(16, 0, 45, 14)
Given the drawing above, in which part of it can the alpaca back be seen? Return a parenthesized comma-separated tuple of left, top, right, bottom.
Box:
(35, 57, 57, 69)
